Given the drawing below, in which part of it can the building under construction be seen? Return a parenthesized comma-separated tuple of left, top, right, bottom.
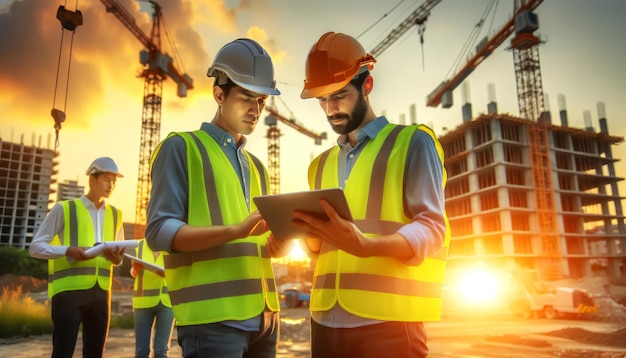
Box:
(0, 135, 58, 249)
(439, 103, 626, 281)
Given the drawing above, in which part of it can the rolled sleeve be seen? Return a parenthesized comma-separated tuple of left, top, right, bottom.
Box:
(397, 129, 447, 266)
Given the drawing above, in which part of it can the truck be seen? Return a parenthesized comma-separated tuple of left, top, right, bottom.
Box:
(508, 267, 598, 319)
(281, 282, 311, 308)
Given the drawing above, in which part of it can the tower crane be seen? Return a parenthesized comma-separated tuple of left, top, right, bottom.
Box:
(425, 0, 560, 280)
(100, 0, 193, 238)
(370, 0, 442, 58)
(264, 98, 327, 194)
(425, 0, 543, 112)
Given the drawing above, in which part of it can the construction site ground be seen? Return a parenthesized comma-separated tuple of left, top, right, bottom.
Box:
(1, 274, 625, 357)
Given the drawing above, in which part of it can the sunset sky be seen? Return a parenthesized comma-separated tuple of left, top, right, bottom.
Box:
(1, 0, 625, 223)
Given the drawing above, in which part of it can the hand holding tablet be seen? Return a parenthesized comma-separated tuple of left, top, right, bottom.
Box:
(253, 188, 352, 241)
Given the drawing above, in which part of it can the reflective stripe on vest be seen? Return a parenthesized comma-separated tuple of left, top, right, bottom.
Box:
(154, 130, 279, 325)
(309, 124, 451, 321)
(132, 239, 171, 309)
(48, 199, 121, 298)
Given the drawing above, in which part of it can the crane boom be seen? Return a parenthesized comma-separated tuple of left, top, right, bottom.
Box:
(426, 0, 543, 108)
(101, 0, 154, 50)
(100, 0, 193, 237)
(370, 0, 442, 58)
(100, 0, 193, 95)
(265, 106, 326, 145)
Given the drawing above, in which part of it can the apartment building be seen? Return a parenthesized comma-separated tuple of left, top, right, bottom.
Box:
(440, 110, 625, 280)
(0, 136, 57, 249)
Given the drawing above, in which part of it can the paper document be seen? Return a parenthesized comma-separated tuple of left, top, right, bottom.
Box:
(66, 240, 139, 263)
(124, 253, 165, 275)
(84, 240, 139, 258)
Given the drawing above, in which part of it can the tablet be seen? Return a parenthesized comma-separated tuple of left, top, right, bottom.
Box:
(253, 188, 353, 241)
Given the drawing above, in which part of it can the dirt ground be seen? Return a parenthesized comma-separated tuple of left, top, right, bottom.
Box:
(1, 274, 626, 357)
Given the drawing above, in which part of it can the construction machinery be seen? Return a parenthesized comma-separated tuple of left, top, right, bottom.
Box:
(507, 267, 598, 319)
(264, 98, 327, 194)
(100, 0, 193, 238)
(282, 283, 312, 308)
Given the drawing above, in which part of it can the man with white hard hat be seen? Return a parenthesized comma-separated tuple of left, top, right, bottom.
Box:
(30, 156, 126, 357)
(85, 156, 124, 177)
(146, 38, 293, 357)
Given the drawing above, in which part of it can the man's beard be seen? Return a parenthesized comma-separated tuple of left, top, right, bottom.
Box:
(328, 94, 368, 135)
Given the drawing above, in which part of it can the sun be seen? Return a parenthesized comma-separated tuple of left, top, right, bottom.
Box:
(287, 240, 309, 263)
(274, 239, 311, 265)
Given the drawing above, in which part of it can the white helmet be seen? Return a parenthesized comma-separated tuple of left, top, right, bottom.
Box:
(207, 38, 280, 96)
(85, 157, 123, 177)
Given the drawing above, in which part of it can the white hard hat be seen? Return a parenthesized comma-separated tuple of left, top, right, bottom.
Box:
(85, 157, 123, 177)
(207, 38, 280, 96)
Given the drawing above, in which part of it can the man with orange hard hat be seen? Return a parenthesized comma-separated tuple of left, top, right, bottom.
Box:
(293, 32, 451, 358)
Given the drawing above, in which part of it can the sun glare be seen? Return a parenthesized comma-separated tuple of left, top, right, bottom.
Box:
(287, 240, 309, 263)
(457, 269, 501, 304)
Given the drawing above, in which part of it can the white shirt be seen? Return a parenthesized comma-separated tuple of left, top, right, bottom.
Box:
(29, 196, 125, 259)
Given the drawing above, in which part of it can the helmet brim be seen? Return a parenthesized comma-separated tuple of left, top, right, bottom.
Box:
(235, 80, 281, 96)
(300, 80, 349, 99)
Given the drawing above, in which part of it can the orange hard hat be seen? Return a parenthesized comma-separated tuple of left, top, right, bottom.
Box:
(301, 32, 376, 99)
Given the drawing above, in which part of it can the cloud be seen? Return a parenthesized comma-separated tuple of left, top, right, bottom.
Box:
(0, 0, 290, 130)
(246, 25, 286, 64)
(0, 0, 213, 129)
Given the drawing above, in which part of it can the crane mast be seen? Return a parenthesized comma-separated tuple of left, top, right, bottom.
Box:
(100, 0, 193, 238)
(511, 0, 559, 280)
(370, 0, 442, 58)
(264, 99, 327, 194)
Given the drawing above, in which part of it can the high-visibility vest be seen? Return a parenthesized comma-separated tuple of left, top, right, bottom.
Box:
(308, 124, 451, 322)
(150, 130, 279, 326)
(48, 199, 122, 298)
(132, 239, 171, 309)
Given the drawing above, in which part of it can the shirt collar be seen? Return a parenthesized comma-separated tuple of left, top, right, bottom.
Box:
(201, 122, 245, 149)
(337, 116, 389, 148)
(80, 195, 105, 210)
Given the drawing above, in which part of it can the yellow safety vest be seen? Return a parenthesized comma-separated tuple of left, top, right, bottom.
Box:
(132, 239, 171, 309)
(48, 199, 122, 298)
(151, 130, 279, 326)
(308, 124, 451, 321)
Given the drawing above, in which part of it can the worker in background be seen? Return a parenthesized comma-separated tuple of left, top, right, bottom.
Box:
(145, 38, 293, 357)
(130, 238, 174, 358)
(294, 32, 451, 358)
(29, 157, 126, 358)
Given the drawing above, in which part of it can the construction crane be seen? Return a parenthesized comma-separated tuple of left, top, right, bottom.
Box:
(100, 0, 193, 238)
(264, 98, 327, 194)
(370, 0, 442, 58)
(425, 0, 560, 280)
(425, 0, 543, 111)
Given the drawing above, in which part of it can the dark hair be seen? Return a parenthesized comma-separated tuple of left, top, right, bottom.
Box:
(349, 70, 370, 93)
(214, 76, 237, 96)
